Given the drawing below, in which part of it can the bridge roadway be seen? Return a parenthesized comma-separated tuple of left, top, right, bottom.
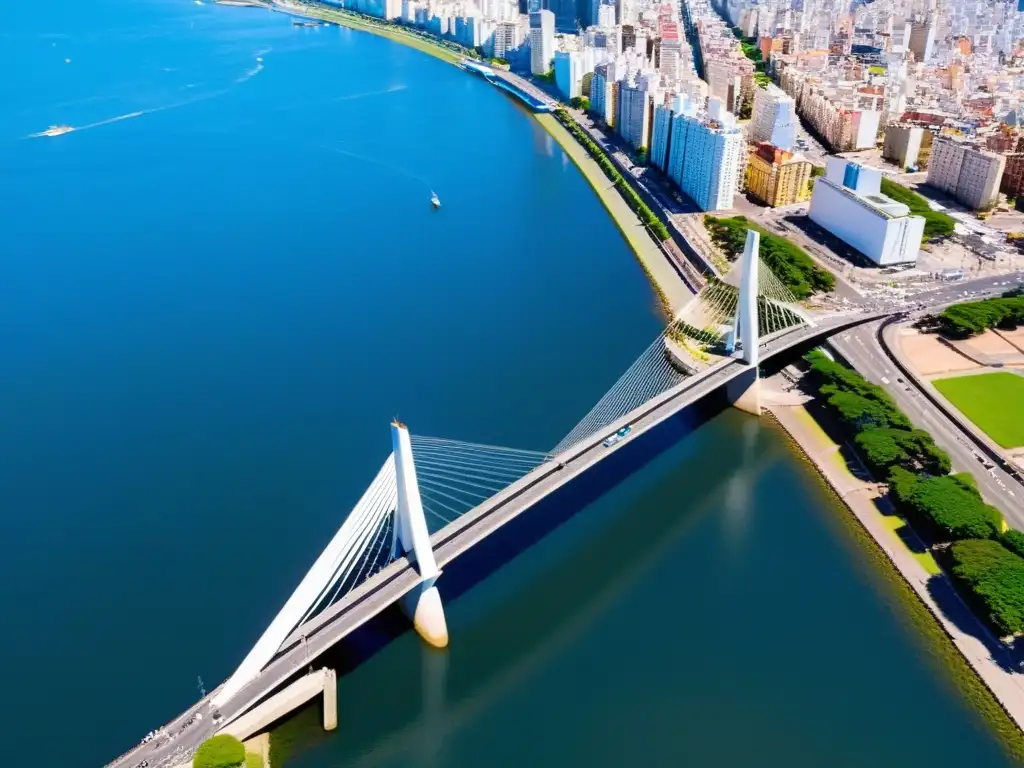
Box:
(109, 311, 883, 768)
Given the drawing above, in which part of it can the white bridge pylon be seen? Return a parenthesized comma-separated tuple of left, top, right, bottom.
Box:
(213, 422, 446, 708)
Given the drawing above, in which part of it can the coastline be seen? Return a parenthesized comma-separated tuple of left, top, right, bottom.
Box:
(270, 1, 467, 65)
(257, 2, 694, 316)
(767, 396, 1024, 758)
(535, 113, 693, 316)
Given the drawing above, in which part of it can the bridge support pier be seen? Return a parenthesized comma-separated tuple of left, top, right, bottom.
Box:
(391, 420, 449, 649)
(726, 366, 762, 416)
(729, 229, 762, 416)
(323, 668, 338, 731)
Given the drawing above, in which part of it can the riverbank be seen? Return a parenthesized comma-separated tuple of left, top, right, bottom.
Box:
(257, 2, 694, 316)
(535, 113, 693, 316)
(271, 1, 467, 65)
(767, 393, 1024, 758)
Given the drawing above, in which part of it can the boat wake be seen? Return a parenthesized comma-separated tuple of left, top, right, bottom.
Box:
(236, 62, 264, 83)
(26, 88, 230, 139)
(331, 84, 407, 102)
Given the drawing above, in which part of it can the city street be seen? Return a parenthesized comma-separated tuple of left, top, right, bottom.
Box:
(831, 321, 1024, 529)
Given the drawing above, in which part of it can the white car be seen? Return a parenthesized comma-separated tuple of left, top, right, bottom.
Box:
(603, 425, 632, 448)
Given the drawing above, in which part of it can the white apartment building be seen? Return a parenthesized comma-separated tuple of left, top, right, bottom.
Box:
(491, 20, 524, 59)
(927, 136, 1005, 211)
(751, 84, 797, 152)
(809, 158, 925, 266)
(618, 76, 656, 151)
(676, 98, 743, 211)
(529, 10, 555, 76)
(590, 60, 620, 127)
(666, 97, 699, 190)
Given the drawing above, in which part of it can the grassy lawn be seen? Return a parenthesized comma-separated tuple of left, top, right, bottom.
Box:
(933, 372, 1024, 449)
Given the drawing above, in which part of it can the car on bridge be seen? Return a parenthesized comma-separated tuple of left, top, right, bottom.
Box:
(603, 425, 632, 448)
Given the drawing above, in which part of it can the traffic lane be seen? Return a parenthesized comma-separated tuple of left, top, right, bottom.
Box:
(832, 329, 1024, 528)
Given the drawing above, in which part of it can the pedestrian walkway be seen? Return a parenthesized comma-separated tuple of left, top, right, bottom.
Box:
(771, 400, 1024, 732)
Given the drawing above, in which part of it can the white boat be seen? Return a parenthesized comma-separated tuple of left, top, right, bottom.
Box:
(431, 191, 441, 209)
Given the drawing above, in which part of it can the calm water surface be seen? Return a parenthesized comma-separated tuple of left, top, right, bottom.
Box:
(0, 1, 1015, 766)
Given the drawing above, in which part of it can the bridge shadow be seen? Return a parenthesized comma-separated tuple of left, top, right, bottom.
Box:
(313, 386, 732, 679)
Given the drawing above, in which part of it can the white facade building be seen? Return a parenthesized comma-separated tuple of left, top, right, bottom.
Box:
(678, 98, 743, 211)
(618, 76, 655, 151)
(809, 158, 925, 266)
(529, 10, 555, 76)
(751, 85, 797, 152)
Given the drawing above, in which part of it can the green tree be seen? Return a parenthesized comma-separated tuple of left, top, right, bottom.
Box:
(949, 539, 1024, 636)
(194, 735, 246, 768)
(636, 146, 648, 165)
(889, 470, 1002, 542)
(1002, 529, 1024, 560)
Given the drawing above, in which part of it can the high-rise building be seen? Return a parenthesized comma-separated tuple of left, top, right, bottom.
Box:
(750, 85, 797, 152)
(908, 17, 935, 62)
(809, 157, 925, 265)
(617, 76, 656, 151)
(554, 50, 585, 99)
(651, 103, 673, 171)
(666, 97, 698, 190)
(746, 142, 812, 207)
(883, 123, 931, 171)
(659, 22, 682, 83)
(548, 0, 577, 33)
(491, 20, 524, 59)
(597, 2, 615, 27)
(529, 10, 555, 75)
(927, 136, 1005, 211)
(590, 61, 620, 127)
(678, 98, 743, 211)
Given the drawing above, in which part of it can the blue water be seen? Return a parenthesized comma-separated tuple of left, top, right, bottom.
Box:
(0, 2, 661, 764)
(0, 2, 1017, 767)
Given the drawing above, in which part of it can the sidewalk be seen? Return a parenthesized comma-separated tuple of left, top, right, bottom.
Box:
(535, 113, 694, 316)
(769, 399, 1024, 734)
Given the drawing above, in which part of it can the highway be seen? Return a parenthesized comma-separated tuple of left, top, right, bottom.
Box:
(830, 274, 1024, 529)
(108, 312, 880, 768)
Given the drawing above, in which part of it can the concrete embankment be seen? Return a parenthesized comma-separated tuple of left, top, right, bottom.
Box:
(534, 113, 694, 316)
(768, 395, 1024, 752)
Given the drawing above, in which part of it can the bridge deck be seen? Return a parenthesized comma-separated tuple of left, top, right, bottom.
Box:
(108, 312, 881, 768)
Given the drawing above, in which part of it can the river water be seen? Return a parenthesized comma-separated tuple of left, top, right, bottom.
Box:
(0, 1, 1015, 766)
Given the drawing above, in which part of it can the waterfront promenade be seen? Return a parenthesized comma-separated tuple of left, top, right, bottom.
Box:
(536, 113, 695, 313)
(771, 396, 1024, 736)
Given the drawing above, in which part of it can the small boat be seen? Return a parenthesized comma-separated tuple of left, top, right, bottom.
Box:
(42, 124, 74, 137)
(431, 191, 441, 209)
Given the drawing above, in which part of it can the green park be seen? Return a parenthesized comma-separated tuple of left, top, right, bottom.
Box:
(933, 372, 1024, 449)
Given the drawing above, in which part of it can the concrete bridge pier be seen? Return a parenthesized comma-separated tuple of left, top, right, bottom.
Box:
(391, 420, 449, 649)
(323, 668, 338, 732)
(726, 366, 762, 415)
(728, 229, 762, 416)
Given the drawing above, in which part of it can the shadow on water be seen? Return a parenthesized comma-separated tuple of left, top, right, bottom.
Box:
(265, 391, 781, 764)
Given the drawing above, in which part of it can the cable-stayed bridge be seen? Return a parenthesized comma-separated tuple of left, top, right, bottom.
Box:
(108, 232, 887, 768)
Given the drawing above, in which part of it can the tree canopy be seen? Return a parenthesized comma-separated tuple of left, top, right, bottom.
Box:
(935, 294, 1024, 338)
(194, 735, 246, 768)
(950, 539, 1024, 636)
(888, 468, 1001, 542)
(704, 215, 835, 298)
(878, 178, 955, 241)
